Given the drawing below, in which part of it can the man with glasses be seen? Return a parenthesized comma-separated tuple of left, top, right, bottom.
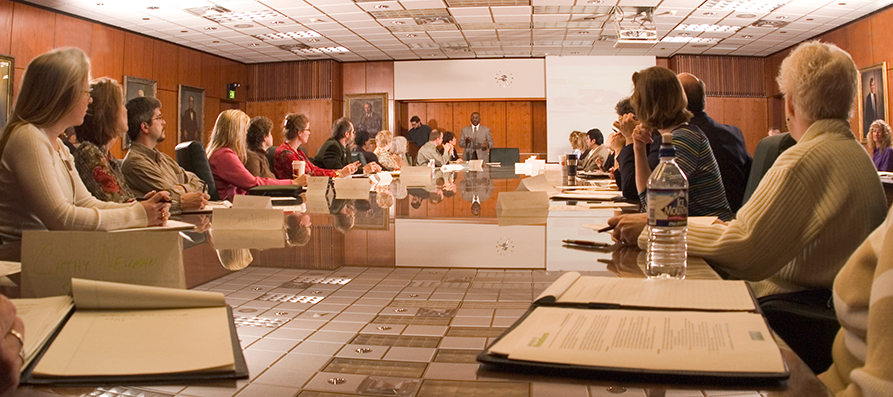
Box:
(122, 97, 209, 213)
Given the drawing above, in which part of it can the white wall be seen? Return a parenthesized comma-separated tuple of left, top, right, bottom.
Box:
(394, 59, 545, 100)
(545, 56, 656, 161)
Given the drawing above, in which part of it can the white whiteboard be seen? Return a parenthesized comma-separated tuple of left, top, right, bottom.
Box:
(545, 56, 656, 161)
(394, 59, 545, 100)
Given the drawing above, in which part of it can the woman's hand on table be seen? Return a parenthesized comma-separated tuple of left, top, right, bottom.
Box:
(293, 174, 309, 186)
(608, 213, 647, 246)
(0, 295, 23, 394)
(141, 191, 172, 226)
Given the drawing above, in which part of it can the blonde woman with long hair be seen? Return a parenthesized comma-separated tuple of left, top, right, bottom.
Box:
(868, 119, 893, 171)
(0, 47, 169, 247)
(207, 109, 302, 201)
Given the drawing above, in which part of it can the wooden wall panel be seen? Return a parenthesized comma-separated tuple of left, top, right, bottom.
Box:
(673, 55, 763, 97)
(364, 62, 394, 96)
(721, 98, 767, 155)
(54, 14, 91, 55)
(153, 41, 178, 92)
(452, 102, 477, 137)
(178, 47, 202, 88)
(426, 102, 452, 133)
(479, 102, 506, 149)
(704, 97, 724, 123)
(342, 62, 365, 95)
(873, 10, 893, 65)
(90, 24, 124, 81)
(201, 54, 223, 99)
(204, 97, 220, 145)
(155, 89, 179, 157)
(820, 27, 848, 53)
(505, 101, 532, 152)
(0, 0, 13, 55)
(767, 96, 784, 132)
(656, 57, 669, 69)
(532, 101, 547, 153)
(10, 3, 54, 67)
(845, 19, 872, 68)
(123, 33, 153, 79)
(245, 99, 334, 157)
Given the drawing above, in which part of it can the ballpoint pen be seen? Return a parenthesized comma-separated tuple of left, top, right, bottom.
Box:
(598, 225, 615, 233)
(562, 239, 611, 248)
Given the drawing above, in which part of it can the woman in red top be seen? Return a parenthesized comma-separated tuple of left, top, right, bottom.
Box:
(206, 110, 301, 201)
(274, 113, 357, 179)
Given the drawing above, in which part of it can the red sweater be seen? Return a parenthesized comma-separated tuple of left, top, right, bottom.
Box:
(273, 142, 337, 179)
(208, 148, 291, 200)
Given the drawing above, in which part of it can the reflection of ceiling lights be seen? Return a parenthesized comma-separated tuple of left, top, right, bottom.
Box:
(278, 44, 350, 55)
(751, 19, 790, 28)
(253, 31, 322, 40)
(701, 0, 784, 12)
(392, 21, 405, 25)
(613, 6, 659, 47)
(271, 21, 285, 24)
(405, 34, 416, 37)
(676, 24, 741, 32)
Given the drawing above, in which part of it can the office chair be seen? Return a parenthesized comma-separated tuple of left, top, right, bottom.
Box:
(265, 146, 277, 174)
(489, 148, 520, 167)
(175, 141, 220, 201)
(741, 133, 797, 206)
(759, 289, 839, 374)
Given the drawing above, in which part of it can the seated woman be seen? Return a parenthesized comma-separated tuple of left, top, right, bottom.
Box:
(441, 131, 461, 163)
(821, 205, 893, 396)
(868, 120, 893, 171)
(373, 130, 401, 171)
(206, 109, 300, 201)
(354, 130, 378, 165)
(390, 136, 411, 168)
(244, 116, 276, 178)
(568, 130, 588, 158)
(610, 41, 888, 298)
(0, 47, 169, 245)
(73, 77, 137, 202)
(314, 117, 379, 174)
(273, 113, 356, 179)
(621, 67, 732, 220)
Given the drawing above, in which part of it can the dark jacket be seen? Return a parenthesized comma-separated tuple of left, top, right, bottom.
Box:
(689, 111, 753, 212)
(315, 137, 350, 170)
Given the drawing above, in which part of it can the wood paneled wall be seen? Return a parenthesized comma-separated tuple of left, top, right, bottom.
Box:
(244, 100, 334, 158)
(247, 61, 342, 101)
(395, 100, 547, 154)
(0, 0, 248, 161)
(671, 55, 765, 97)
(342, 62, 395, 132)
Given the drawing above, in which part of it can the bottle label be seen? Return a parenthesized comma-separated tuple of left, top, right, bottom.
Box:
(648, 188, 688, 227)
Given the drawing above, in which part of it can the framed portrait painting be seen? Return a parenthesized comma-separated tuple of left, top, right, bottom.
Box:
(858, 62, 888, 143)
(122, 76, 157, 149)
(178, 85, 205, 144)
(0, 54, 13, 130)
(345, 93, 388, 137)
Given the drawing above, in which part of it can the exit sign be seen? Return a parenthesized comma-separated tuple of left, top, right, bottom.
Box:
(228, 90, 236, 100)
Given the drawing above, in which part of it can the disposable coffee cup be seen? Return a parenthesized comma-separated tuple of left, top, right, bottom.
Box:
(292, 160, 306, 177)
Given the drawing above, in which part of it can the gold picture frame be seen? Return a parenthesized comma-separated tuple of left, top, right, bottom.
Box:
(344, 93, 388, 136)
(858, 62, 888, 143)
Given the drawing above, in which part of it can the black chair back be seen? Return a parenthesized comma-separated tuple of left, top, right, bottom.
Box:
(175, 141, 219, 201)
(742, 133, 797, 206)
(265, 146, 277, 173)
(489, 148, 520, 167)
(759, 289, 839, 374)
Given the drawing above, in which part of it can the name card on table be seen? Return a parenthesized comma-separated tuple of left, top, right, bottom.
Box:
(468, 159, 484, 172)
(401, 166, 433, 187)
(306, 176, 329, 197)
(333, 177, 371, 200)
(516, 174, 560, 196)
(233, 195, 272, 209)
(212, 208, 284, 230)
(21, 230, 185, 298)
(210, 230, 284, 250)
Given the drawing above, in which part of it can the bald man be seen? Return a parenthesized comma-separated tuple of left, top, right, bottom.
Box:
(678, 73, 752, 213)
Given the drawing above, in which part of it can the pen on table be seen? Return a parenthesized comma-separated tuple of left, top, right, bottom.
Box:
(136, 195, 172, 203)
(562, 239, 611, 248)
(598, 225, 615, 233)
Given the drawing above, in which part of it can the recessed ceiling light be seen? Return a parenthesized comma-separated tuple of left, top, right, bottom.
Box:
(679, 32, 689, 36)
(429, 53, 437, 56)
(587, 0, 603, 3)
(702, 0, 784, 13)
(180, 30, 188, 33)
(212, 40, 220, 43)
(271, 21, 285, 25)
(838, 2, 846, 4)
(405, 34, 416, 38)
(703, 12, 716, 16)
(806, 18, 814, 21)
(142, 17, 150, 20)
(96, 2, 103, 5)
(578, 31, 589, 34)
(692, 44, 710, 48)
(309, 18, 323, 23)
(660, 47, 666, 50)
(676, 24, 741, 32)
(742, 34, 753, 38)
(392, 21, 405, 25)
(375, 4, 389, 8)
(779, 30, 787, 33)
(571, 51, 579, 54)
(146, 6, 159, 10)
(254, 31, 321, 40)
(308, 38, 319, 42)
(249, 43, 260, 47)
(204, 27, 217, 30)
(775, 15, 788, 19)
(736, 14, 757, 18)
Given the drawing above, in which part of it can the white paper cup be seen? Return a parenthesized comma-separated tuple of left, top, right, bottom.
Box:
(292, 160, 306, 177)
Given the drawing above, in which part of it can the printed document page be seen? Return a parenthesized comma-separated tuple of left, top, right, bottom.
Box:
(494, 307, 785, 374)
(12, 296, 74, 369)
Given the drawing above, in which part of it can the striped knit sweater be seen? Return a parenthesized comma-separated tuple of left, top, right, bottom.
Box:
(638, 124, 733, 221)
(821, 205, 893, 397)
(639, 119, 886, 297)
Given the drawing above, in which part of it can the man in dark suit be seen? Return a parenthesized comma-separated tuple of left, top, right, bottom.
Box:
(459, 112, 493, 162)
(864, 77, 879, 139)
(181, 95, 200, 143)
(678, 73, 753, 213)
(315, 117, 379, 174)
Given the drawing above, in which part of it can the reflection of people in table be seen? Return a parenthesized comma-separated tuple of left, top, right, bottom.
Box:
(181, 95, 200, 143)
(459, 170, 493, 216)
(355, 102, 382, 136)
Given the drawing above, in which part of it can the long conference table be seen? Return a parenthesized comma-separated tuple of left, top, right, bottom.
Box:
(12, 165, 833, 397)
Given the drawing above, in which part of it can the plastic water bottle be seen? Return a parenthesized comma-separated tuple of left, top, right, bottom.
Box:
(646, 135, 688, 279)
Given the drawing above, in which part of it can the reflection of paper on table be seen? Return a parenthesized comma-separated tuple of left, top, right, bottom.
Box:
(371, 171, 393, 186)
(181, 201, 232, 214)
(517, 174, 560, 196)
(551, 190, 621, 201)
(233, 195, 272, 209)
(400, 166, 433, 187)
(490, 307, 785, 374)
(212, 208, 284, 230)
(306, 176, 329, 198)
(441, 164, 463, 172)
(110, 219, 196, 233)
(496, 191, 549, 210)
(211, 230, 285, 250)
(334, 177, 372, 200)
(21, 230, 185, 298)
(468, 159, 484, 171)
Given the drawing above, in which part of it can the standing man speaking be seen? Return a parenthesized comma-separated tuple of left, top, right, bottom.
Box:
(459, 112, 493, 162)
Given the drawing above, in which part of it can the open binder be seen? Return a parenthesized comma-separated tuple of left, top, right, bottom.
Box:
(15, 279, 248, 385)
(477, 272, 790, 383)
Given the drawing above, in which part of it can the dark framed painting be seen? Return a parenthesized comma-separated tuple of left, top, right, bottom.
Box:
(858, 62, 888, 143)
(345, 93, 388, 137)
(178, 85, 205, 144)
(122, 76, 157, 149)
(0, 54, 12, 130)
